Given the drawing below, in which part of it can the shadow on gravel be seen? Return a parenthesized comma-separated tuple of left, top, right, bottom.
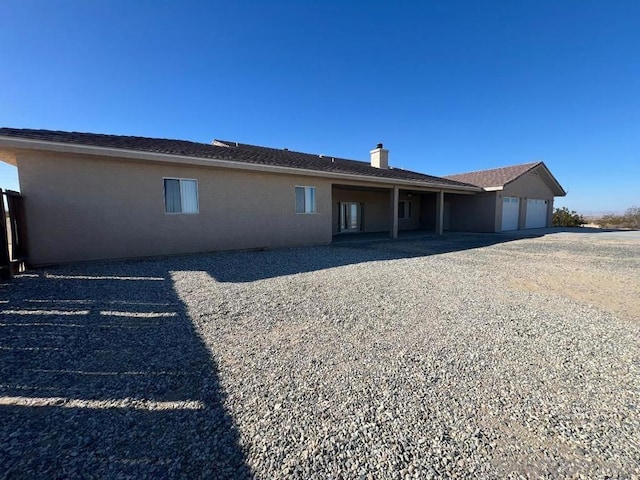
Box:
(202, 232, 540, 283)
(0, 262, 251, 479)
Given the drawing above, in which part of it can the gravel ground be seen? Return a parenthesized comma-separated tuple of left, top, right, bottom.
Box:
(1, 230, 639, 479)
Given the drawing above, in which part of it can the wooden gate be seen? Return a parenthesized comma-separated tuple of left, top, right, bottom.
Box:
(1, 189, 28, 280)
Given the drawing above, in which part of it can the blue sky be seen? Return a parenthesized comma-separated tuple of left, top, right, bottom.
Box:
(1, 1, 638, 214)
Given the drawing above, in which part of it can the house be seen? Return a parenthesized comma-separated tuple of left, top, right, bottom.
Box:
(0, 128, 565, 266)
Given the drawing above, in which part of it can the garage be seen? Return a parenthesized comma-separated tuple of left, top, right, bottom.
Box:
(525, 199, 548, 228)
(501, 196, 520, 231)
(445, 161, 566, 233)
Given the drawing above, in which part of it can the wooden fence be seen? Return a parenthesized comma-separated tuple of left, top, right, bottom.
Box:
(1, 189, 28, 280)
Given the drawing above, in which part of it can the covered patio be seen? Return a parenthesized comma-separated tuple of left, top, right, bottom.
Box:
(332, 183, 471, 240)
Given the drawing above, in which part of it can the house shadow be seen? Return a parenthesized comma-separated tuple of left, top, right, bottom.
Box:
(554, 226, 638, 233)
(197, 226, 639, 284)
(505, 226, 629, 234)
(0, 262, 252, 479)
(191, 231, 546, 283)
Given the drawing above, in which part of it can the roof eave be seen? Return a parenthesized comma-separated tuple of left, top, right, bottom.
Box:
(0, 148, 17, 165)
(540, 163, 567, 196)
(0, 135, 481, 193)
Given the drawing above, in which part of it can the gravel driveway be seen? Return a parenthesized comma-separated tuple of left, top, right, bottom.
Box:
(1, 230, 639, 478)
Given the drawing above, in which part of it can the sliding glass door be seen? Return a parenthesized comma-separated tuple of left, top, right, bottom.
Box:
(340, 202, 361, 232)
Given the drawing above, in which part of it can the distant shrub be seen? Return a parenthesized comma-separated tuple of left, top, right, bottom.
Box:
(552, 207, 585, 227)
(597, 206, 640, 229)
(624, 206, 640, 229)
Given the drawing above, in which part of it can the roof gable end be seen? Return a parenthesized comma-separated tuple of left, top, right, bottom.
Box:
(445, 161, 566, 196)
(444, 162, 540, 188)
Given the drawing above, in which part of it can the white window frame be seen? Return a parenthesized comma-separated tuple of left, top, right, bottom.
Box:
(163, 177, 199, 214)
(398, 200, 412, 219)
(295, 186, 316, 214)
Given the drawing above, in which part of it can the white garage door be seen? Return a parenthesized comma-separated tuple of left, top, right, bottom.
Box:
(501, 197, 520, 231)
(525, 199, 548, 229)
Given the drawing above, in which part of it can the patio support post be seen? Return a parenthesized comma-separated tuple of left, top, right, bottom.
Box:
(436, 190, 444, 235)
(390, 185, 399, 239)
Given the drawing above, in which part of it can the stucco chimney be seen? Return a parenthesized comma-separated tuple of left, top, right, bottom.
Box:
(370, 143, 389, 169)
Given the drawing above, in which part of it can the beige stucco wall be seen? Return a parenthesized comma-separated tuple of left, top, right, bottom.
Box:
(397, 192, 421, 231)
(502, 170, 556, 199)
(17, 152, 333, 265)
(419, 193, 438, 231)
(500, 170, 557, 228)
(445, 192, 498, 232)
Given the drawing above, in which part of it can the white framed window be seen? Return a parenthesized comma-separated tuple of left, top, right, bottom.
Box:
(295, 186, 316, 214)
(164, 178, 198, 214)
(398, 200, 411, 219)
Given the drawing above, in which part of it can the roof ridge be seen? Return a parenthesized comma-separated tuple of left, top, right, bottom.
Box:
(215, 138, 357, 162)
(445, 161, 541, 178)
(213, 139, 479, 187)
(0, 128, 480, 191)
(0, 128, 215, 150)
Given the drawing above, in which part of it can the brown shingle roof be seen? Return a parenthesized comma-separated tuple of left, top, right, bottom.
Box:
(0, 128, 477, 190)
(444, 162, 541, 188)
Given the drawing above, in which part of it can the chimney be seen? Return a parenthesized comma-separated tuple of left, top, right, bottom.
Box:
(370, 143, 389, 169)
